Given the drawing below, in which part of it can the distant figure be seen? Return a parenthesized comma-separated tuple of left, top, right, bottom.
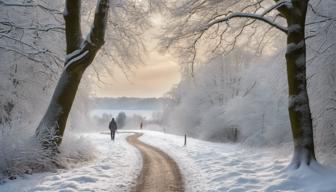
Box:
(140, 121, 143, 130)
(109, 118, 117, 141)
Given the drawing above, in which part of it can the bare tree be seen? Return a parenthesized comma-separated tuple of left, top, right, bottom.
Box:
(35, 0, 109, 148)
(162, 0, 321, 168)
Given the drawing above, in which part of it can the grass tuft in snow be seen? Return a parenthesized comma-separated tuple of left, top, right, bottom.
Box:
(0, 127, 97, 181)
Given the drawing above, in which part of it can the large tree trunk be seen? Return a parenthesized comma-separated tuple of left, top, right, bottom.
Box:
(280, 0, 316, 168)
(35, 0, 109, 149)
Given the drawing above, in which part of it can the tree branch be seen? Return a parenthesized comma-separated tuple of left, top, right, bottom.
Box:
(64, 0, 83, 54)
(64, 0, 109, 69)
(205, 12, 288, 34)
(87, 0, 109, 49)
(0, 21, 64, 32)
(0, 46, 43, 63)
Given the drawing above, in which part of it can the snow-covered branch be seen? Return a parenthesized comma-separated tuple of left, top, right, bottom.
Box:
(160, 0, 288, 69)
(0, 46, 44, 63)
(205, 12, 288, 34)
(0, 21, 64, 32)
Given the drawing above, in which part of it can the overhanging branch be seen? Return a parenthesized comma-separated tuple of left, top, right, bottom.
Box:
(205, 12, 288, 34)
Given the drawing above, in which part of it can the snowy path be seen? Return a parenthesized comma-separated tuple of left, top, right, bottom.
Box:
(126, 133, 184, 192)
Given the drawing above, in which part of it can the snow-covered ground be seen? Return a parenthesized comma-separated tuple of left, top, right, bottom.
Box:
(139, 130, 336, 192)
(0, 133, 141, 192)
(1, 130, 336, 192)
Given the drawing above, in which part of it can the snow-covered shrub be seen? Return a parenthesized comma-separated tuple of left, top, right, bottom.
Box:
(58, 133, 97, 168)
(0, 126, 55, 180)
(221, 55, 291, 145)
(0, 123, 97, 180)
(161, 50, 292, 145)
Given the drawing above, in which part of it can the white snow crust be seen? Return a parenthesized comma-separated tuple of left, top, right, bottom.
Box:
(0, 132, 141, 192)
(2, 130, 336, 192)
(139, 130, 336, 192)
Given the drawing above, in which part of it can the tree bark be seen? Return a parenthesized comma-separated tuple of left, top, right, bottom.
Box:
(35, 0, 109, 148)
(278, 0, 316, 168)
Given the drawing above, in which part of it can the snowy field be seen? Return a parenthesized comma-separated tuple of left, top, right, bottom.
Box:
(0, 133, 141, 192)
(139, 130, 336, 192)
(1, 130, 336, 192)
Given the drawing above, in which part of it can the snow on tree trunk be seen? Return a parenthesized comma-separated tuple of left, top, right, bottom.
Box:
(279, 0, 316, 168)
(35, 0, 109, 148)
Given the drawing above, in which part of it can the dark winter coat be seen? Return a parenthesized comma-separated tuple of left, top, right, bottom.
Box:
(109, 119, 117, 131)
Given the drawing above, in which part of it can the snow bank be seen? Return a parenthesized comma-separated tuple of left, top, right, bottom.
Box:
(0, 132, 141, 192)
(0, 127, 54, 180)
(0, 126, 97, 180)
(2, 130, 336, 192)
(139, 130, 336, 192)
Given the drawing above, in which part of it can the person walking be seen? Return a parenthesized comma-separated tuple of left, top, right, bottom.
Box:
(109, 118, 117, 141)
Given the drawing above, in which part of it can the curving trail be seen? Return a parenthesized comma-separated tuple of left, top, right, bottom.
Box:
(127, 133, 184, 192)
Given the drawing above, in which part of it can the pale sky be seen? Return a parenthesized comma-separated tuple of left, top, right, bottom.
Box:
(88, 14, 181, 98)
(91, 50, 181, 98)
